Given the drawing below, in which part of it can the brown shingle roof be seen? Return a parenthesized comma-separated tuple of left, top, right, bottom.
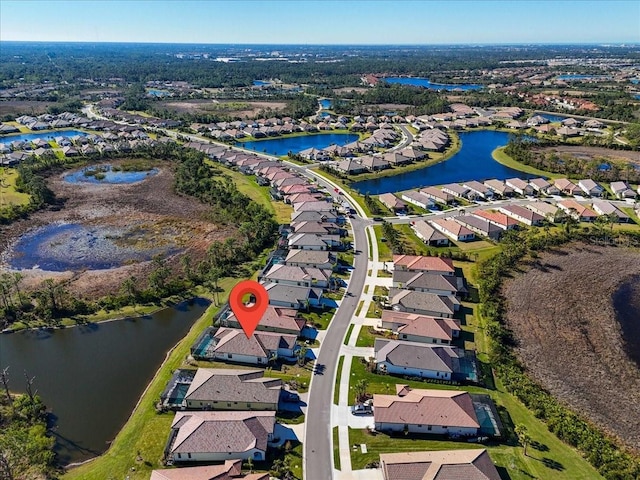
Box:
(184, 368, 282, 405)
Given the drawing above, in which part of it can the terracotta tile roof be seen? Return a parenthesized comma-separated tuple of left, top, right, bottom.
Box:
(212, 327, 297, 358)
(373, 387, 479, 429)
(393, 255, 455, 274)
(151, 460, 271, 480)
(381, 311, 460, 342)
(380, 449, 500, 480)
(472, 209, 519, 228)
(227, 305, 306, 334)
(169, 411, 275, 457)
(184, 368, 282, 405)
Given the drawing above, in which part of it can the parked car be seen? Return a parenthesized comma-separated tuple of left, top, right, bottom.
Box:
(350, 403, 373, 415)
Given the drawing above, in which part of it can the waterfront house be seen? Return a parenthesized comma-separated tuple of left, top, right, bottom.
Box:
(360, 155, 391, 172)
(529, 177, 560, 195)
(380, 310, 460, 345)
(484, 179, 515, 198)
(223, 305, 306, 336)
(335, 158, 367, 175)
(379, 193, 407, 213)
(419, 186, 453, 205)
(429, 218, 476, 242)
(373, 385, 479, 435)
(462, 181, 495, 200)
(383, 152, 412, 166)
(379, 449, 501, 480)
(453, 215, 502, 240)
(554, 178, 582, 196)
(498, 205, 544, 226)
(393, 255, 455, 276)
(401, 191, 436, 210)
(375, 341, 467, 381)
(208, 327, 298, 365)
(441, 183, 474, 200)
(410, 220, 449, 246)
(389, 289, 457, 317)
(610, 181, 636, 199)
(183, 369, 282, 411)
(578, 179, 604, 197)
(167, 411, 275, 462)
(505, 178, 534, 196)
(151, 460, 269, 480)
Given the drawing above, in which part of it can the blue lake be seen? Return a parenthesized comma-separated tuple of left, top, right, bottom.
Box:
(634, 94, 640, 100)
(351, 130, 534, 194)
(9, 222, 180, 272)
(147, 88, 170, 97)
(253, 80, 272, 86)
(384, 77, 482, 91)
(64, 165, 159, 184)
(0, 130, 88, 144)
(319, 98, 332, 109)
(241, 133, 359, 156)
(534, 112, 569, 123)
(556, 74, 609, 81)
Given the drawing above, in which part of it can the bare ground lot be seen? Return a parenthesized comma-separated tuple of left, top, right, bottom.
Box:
(0, 160, 233, 299)
(0, 100, 57, 117)
(535, 145, 640, 165)
(503, 244, 640, 453)
(157, 99, 287, 118)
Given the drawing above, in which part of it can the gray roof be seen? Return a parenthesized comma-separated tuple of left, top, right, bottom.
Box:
(393, 271, 459, 294)
(390, 289, 457, 315)
(263, 282, 323, 306)
(184, 368, 282, 405)
(375, 338, 461, 373)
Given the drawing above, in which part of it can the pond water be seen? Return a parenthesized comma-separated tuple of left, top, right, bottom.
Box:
(351, 130, 534, 194)
(534, 112, 569, 123)
(613, 275, 640, 368)
(0, 298, 211, 465)
(556, 74, 610, 80)
(0, 130, 88, 144)
(7, 222, 181, 272)
(64, 165, 159, 184)
(384, 77, 482, 91)
(319, 98, 332, 109)
(253, 80, 272, 86)
(147, 88, 170, 97)
(241, 133, 359, 156)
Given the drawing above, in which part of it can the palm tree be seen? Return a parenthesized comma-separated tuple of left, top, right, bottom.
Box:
(515, 424, 531, 456)
(354, 379, 369, 403)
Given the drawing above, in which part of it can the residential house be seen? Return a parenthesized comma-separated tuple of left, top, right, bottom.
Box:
(379, 449, 501, 480)
(288, 233, 342, 251)
(484, 179, 514, 198)
(558, 199, 598, 222)
(223, 306, 306, 336)
(151, 460, 269, 480)
(383, 152, 412, 166)
(293, 200, 333, 212)
(206, 327, 298, 365)
(393, 255, 455, 276)
(375, 340, 467, 381)
(290, 209, 342, 225)
(290, 221, 345, 237)
(259, 264, 331, 289)
(453, 215, 502, 240)
(183, 369, 282, 410)
(284, 249, 337, 270)
(401, 191, 436, 210)
(610, 181, 636, 199)
(379, 193, 407, 214)
(167, 411, 276, 462)
(505, 178, 534, 196)
(529, 177, 560, 195)
(429, 218, 476, 242)
(389, 289, 458, 317)
(441, 183, 475, 200)
(410, 220, 449, 246)
(392, 271, 464, 297)
(420, 186, 454, 205)
(263, 282, 323, 309)
(360, 155, 390, 172)
(526, 201, 563, 222)
(498, 205, 544, 226)
(380, 310, 460, 345)
(373, 385, 479, 435)
(592, 200, 630, 223)
(462, 181, 494, 200)
(578, 179, 604, 197)
(554, 178, 582, 196)
(472, 210, 519, 230)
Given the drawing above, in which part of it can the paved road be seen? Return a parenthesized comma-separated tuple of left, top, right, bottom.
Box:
(303, 215, 370, 480)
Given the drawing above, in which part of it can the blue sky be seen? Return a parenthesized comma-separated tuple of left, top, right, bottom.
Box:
(1, 0, 638, 44)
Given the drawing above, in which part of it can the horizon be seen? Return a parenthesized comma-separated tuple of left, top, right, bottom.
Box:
(1, 0, 639, 45)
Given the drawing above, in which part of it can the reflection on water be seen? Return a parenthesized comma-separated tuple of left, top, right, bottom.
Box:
(613, 275, 640, 367)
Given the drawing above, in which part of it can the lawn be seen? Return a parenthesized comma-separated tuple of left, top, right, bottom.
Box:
(365, 300, 382, 319)
(373, 225, 393, 261)
(492, 147, 563, 179)
(343, 324, 355, 345)
(334, 356, 345, 405)
(355, 326, 393, 348)
(333, 427, 341, 470)
(0, 168, 30, 206)
(300, 307, 335, 330)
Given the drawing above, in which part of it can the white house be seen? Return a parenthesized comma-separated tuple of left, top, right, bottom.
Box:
(429, 218, 475, 242)
(610, 181, 636, 199)
(410, 220, 449, 246)
(401, 191, 436, 210)
(578, 179, 604, 197)
(498, 205, 544, 226)
(505, 178, 534, 196)
(375, 339, 464, 380)
(380, 310, 460, 345)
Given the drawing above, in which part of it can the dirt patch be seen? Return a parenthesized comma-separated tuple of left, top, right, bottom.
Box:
(503, 244, 640, 452)
(535, 145, 640, 165)
(158, 99, 287, 119)
(0, 100, 56, 117)
(0, 159, 234, 299)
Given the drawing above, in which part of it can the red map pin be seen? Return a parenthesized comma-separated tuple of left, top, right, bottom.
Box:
(229, 280, 269, 338)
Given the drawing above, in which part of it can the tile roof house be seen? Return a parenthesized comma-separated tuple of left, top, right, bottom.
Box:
(558, 199, 598, 222)
(259, 264, 332, 289)
(393, 255, 455, 276)
(592, 200, 630, 223)
(379, 193, 407, 213)
(472, 209, 519, 230)
(429, 218, 476, 242)
(554, 178, 582, 196)
(526, 201, 562, 222)
(373, 385, 480, 435)
(483, 179, 515, 198)
(167, 411, 276, 462)
(183, 369, 282, 410)
(441, 183, 475, 200)
(578, 179, 604, 197)
(410, 220, 449, 246)
(375, 339, 466, 380)
(206, 327, 298, 365)
(498, 205, 544, 226)
(453, 215, 502, 240)
(389, 289, 458, 317)
(420, 186, 454, 204)
(401, 191, 436, 210)
(462, 181, 495, 200)
(379, 449, 501, 480)
(380, 310, 460, 345)
(151, 459, 269, 480)
(505, 178, 534, 196)
(223, 305, 306, 335)
(287, 233, 342, 251)
(529, 177, 560, 195)
(284, 249, 337, 270)
(610, 181, 636, 199)
(392, 271, 464, 297)
(263, 282, 323, 309)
